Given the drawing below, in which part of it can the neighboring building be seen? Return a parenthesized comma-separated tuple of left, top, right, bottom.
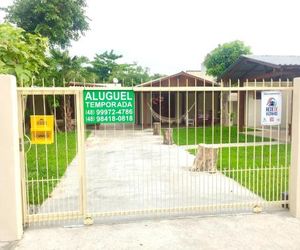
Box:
(135, 71, 220, 127)
(219, 55, 300, 129)
(219, 55, 300, 82)
(68, 82, 122, 88)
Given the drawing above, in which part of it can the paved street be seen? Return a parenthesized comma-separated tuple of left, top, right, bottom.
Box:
(11, 212, 300, 250)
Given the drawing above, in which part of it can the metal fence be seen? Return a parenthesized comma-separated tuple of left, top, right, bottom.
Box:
(17, 79, 293, 226)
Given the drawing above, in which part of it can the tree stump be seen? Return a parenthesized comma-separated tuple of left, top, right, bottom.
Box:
(191, 144, 219, 173)
(163, 128, 173, 145)
(153, 122, 161, 135)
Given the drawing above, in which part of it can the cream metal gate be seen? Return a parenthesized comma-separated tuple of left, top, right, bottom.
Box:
(17, 80, 293, 226)
(18, 88, 85, 225)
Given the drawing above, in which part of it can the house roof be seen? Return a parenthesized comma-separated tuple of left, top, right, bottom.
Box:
(219, 55, 300, 82)
(185, 70, 215, 82)
(137, 71, 216, 87)
(243, 55, 300, 66)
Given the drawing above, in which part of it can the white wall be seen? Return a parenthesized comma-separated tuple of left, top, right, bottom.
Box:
(0, 75, 23, 240)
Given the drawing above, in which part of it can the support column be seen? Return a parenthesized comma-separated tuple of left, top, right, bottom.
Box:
(0, 75, 23, 240)
(290, 77, 300, 218)
(239, 90, 245, 131)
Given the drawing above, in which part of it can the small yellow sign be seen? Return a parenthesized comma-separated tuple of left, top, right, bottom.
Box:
(30, 115, 54, 144)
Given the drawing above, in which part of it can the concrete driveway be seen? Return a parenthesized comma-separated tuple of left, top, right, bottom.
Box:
(38, 129, 263, 219)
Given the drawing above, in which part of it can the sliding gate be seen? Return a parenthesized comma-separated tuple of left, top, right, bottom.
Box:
(18, 81, 292, 226)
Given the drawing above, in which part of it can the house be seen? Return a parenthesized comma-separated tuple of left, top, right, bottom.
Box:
(135, 71, 219, 127)
(219, 55, 300, 129)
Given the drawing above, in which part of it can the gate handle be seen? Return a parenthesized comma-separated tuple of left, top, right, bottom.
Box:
(24, 134, 32, 154)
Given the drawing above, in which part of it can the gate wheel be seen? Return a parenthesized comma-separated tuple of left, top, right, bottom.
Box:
(253, 205, 263, 213)
(84, 216, 94, 225)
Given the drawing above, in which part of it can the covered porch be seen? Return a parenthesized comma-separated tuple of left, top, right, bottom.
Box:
(135, 71, 220, 127)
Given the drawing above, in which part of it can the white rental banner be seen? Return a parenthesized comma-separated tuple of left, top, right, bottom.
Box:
(261, 91, 282, 126)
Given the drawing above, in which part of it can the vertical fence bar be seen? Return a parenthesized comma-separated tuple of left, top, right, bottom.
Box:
(176, 78, 180, 210)
(244, 80, 249, 211)
(168, 77, 171, 212)
(219, 81, 223, 212)
(41, 79, 50, 217)
(284, 80, 290, 207)
(31, 78, 40, 224)
(275, 80, 281, 203)
(202, 81, 206, 209)
(253, 80, 258, 202)
(212, 81, 215, 211)
(228, 80, 232, 212)
(17, 92, 28, 225)
(159, 80, 162, 211)
(77, 90, 87, 221)
(236, 80, 241, 210)
(290, 78, 300, 217)
(267, 80, 273, 202)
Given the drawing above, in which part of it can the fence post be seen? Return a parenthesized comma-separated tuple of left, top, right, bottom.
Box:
(290, 77, 300, 217)
(0, 75, 23, 240)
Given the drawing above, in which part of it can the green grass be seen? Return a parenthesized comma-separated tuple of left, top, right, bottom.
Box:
(26, 131, 90, 205)
(173, 126, 272, 145)
(189, 144, 291, 201)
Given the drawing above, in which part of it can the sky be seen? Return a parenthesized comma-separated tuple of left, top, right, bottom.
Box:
(1, 0, 300, 75)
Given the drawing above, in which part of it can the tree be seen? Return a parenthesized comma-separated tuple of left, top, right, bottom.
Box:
(0, 23, 48, 84)
(151, 73, 166, 80)
(90, 50, 123, 81)
(110, 63, 152, 86)
(5, 0, 89, 48)
(90, 50, 160, 85)
(42, 49, 94, 84)
(40, 49, 95, 131)
(203, 40, 251, 78)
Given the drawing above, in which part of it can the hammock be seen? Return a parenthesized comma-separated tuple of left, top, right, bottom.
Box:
(147, 103, 196, 125)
